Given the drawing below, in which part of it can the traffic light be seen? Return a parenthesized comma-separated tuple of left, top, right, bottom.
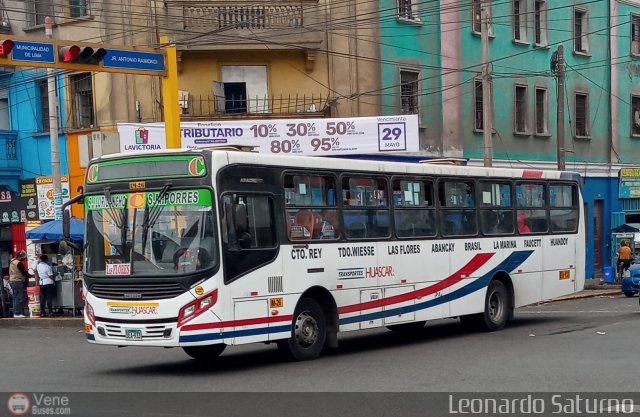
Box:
(0, 39, 14, 58)
(59, 45, 107, 65)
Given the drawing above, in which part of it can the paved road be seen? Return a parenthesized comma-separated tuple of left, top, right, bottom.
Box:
(1, 294, 638, 394)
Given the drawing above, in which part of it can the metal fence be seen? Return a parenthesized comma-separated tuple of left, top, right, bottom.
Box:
(180, 94, 328, 117)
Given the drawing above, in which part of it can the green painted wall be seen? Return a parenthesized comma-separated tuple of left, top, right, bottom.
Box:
(379, 0, 443, 154)
(613, 2, 640, 164)
(459, 0, 612, 163)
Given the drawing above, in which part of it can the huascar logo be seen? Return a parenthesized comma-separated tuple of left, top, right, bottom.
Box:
(108, 302, 159, 317)
(7, 393, 30, 416)
(135, 127, 149, 144)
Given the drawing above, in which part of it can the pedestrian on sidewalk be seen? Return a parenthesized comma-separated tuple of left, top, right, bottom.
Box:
(36, 255, 55, 317)
(617, 240, 633, 282)
(9, 251, 32, 318)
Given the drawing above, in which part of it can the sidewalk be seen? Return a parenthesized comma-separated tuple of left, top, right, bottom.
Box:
(539, 278, 623, 303)
(0, 315, 83, 328)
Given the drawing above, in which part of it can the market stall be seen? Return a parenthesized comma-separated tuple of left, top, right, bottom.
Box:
(26, 218, 84, 315)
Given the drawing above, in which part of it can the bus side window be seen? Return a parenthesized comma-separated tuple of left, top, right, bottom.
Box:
(223, 194, 276, 250)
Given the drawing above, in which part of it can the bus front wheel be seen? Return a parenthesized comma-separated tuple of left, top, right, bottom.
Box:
(278, 298, 327, 361)
(183, 344, 226, 361)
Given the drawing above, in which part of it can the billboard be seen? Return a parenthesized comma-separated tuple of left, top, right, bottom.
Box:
(117, 115, 420, 156)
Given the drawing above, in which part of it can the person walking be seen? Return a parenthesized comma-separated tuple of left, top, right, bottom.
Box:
(617, 240, 633, 282)
(8, 251, 31, 318)
(36, 255, 55, 317)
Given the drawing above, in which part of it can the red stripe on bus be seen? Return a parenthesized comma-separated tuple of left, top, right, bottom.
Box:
(337, 252, 495, 315)
(181, 314, 293, 331)
(523, 170, 543, 178)
(181, 253, 495, 332)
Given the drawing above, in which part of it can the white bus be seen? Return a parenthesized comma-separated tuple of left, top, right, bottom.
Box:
(68, 148, 585, 361)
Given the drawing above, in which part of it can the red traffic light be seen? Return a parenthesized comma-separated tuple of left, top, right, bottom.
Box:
(0, 39, 14, 58)
(60, 45, 81, 62)
(59, 45, 107, 65)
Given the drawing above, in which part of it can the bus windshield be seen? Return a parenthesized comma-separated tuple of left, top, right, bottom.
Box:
(84, 188, 216, 277)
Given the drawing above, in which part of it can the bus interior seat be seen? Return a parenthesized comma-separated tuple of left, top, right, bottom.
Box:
(443, 220, 458, 235)
(290, 210, 319, 240)
(161, 239, 179, 263)
(348, 222, 367, 238)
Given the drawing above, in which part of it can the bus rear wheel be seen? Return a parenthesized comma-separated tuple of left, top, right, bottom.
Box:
(481, 280, 510, 331)
(460, 280, 511, 332)
(278, 298, 326, 361)
(183, 344, 226, 361)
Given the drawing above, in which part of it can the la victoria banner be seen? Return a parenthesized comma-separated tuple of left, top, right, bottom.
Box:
(117, 115, 419, 156)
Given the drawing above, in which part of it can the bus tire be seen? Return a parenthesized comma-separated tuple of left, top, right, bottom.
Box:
(386, 321, 426, 334)
(624, 291, 635, 298)
(182, 344, 226, 361)
(480, 280, 510, 331)
(278, 298, 326, 361)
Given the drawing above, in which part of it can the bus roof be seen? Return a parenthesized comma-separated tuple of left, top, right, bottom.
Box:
(93, 149, 581, 181)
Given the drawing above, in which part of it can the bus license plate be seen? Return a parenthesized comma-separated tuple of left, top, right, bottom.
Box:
(126, 329, 143, 340)
(559, 270, 571, 280)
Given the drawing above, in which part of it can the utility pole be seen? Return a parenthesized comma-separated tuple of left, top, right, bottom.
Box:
(554, 45, 566, 171)
(481, 1, 493, 167)
(45, 16, 63, 220)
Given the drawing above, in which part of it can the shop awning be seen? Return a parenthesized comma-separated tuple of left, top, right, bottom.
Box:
(26, 218, 83, 242)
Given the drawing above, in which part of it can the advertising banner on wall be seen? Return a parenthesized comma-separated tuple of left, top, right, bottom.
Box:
(35, 175, 71, 220)
(0, 186, 27, 224)
(19, 179, 40, 222)
(117, 115, 420, 156)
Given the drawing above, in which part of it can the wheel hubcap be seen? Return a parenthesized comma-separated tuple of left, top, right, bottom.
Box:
(488, 291, 504, 322)
(294, 311, 318, 348)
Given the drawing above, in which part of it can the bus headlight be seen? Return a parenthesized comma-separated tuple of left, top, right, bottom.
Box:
(178, 289, 218, 327)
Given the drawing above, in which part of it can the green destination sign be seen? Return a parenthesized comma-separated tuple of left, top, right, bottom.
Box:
(85, 189, 212, 211)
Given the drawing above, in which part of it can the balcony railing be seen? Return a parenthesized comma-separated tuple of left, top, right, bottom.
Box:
(0, 132, 20, 172)
(180, 94, 328, 118)
(184, 3, 304, 30)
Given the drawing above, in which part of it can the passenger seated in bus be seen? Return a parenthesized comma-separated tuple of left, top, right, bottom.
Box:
(517, 212, 532, 234)
(320, 210, 339, 239)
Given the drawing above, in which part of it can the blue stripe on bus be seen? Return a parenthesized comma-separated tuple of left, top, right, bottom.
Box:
(340, 250, 533, 325)
(179, 250, 533, 342)
(179, 324, 291, 343)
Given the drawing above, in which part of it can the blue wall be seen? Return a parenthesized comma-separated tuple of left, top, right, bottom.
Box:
(9, 69, 68, 182)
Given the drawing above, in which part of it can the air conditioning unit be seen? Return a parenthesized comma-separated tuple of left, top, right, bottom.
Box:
(179, 90, 189, 114)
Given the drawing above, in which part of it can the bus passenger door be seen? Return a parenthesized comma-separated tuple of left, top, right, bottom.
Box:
(360, 289, 382, 329)
(233, 299, 269, 345)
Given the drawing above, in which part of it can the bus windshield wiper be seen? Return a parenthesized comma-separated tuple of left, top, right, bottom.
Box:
(103, 187, 128, 256)
(141, 183, 172, 252)
(103, 187, 124, 228)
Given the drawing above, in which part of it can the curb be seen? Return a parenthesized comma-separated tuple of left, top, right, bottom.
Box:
(0, 317, 83, 328)
(541, 289, 623, 304)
